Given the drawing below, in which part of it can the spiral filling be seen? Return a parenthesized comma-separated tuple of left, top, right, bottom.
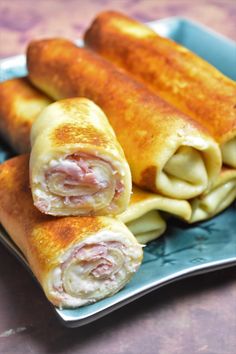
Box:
(34, 153, 124, 214)
(47, 234, 142, 308)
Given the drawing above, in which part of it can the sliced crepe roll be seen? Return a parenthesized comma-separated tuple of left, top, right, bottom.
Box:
(84, 11, 236, 168)
(0, 155, 143, 308)
(30, 98, 132, 216)
(0, 77, 52, 153)
(27, 39, 222, 200)
(118, 185, 191, 243)
(190, 168, 236, 222)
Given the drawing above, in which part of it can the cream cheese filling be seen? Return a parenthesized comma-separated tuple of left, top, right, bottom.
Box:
(33, 154, 124, 215)
(46, 231, 142, 308)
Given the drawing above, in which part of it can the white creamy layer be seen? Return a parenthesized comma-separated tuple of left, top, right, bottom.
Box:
(32, 154, 126, 215)
(46, 231, 142, 308)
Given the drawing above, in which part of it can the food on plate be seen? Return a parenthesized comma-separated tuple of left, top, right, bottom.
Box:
(30, 97, 132, 216)
(27, 38, 222, 200)
(84, 11, 236, 168)
(0, 155, 143, 308)
(118, 185, 191, 243)
(0, 78, 52, 153)
(0, 85, 191, 237)
(190, 167, 236, 222)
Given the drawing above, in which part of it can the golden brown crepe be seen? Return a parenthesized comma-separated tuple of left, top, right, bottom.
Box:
(27, 38, 222, 200)
(0, 85, 191, 234)
(84, 11, 236, 168)
(190, 167, 236, 222)
(118, 185, 191, 243)
(0, 155, 143, 308)
(30, 97, 132, 216)
(0, 78, 52, 153)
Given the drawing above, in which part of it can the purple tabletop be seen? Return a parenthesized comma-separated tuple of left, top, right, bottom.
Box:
(0, 1, 236, 353)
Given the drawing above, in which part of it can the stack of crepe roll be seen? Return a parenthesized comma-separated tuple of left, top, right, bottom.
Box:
(83, 11, 236, 221)
(25, 36, 235, 220)
(84, 11, 236, 168)
(0, 79, 190, 309)
(0, 83, 144, 308)
(0, 12, 235, 308)
(0, 155, 143, 308)
(0, 79, 191, 241)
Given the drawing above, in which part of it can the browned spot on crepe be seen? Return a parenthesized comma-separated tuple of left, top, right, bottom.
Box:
(140, 166, 158, 192)
(52, 123, 110, 147)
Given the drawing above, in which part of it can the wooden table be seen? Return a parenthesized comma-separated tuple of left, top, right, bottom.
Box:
(0, 1, 235, 353)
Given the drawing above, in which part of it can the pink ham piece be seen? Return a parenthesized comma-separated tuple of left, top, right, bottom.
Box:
(30, 98, 132, 216)
(46, 235, 143, 308)
(0, 155, 143, 309)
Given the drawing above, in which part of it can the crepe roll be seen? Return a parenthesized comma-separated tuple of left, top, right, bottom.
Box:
(118, 185, 191, 243)
(0, 155, 143, 308)
(0, 78, 52, 153)
(30, 98, 131, 216)
(84, 11, 236, 168)
(27, 39, 222, 200)
(124, 211, 166, 244)
(190, 168, 236, 222)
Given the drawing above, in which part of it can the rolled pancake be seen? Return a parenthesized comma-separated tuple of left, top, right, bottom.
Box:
(0, 155, 143, 308)
(27, 38, 222, 200)
(30, 97, 131, 216)
(118, 185, 191, 243)
(0, 78, 52, 153)
(84, 11, 236, 168)
(190, 168, 236, 222)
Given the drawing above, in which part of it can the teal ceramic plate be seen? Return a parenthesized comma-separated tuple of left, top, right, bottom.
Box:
(0, 18, 236, 327)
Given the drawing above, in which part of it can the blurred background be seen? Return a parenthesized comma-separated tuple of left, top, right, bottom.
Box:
(0, 0, 236, 58)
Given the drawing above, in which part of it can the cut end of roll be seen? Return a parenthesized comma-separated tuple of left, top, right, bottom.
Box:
(32, 152, 127, 216)
(30, 98, 132, 216)
(45, 229, 143, 308)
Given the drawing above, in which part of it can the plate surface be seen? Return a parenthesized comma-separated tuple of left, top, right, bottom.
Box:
(0, 17, 236, 327)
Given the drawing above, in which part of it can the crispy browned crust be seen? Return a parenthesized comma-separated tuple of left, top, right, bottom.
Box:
(52, 122, 111, 147)
(0, 155, 110, 283)
(27, 38, 215, 193)
(84, 11, 236, 144)
(0, 78, 52, 153)
(48, 99, 119, 150)
(29, 97, 131, 216)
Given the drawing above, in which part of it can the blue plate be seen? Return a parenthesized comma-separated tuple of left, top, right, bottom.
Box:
(0, 17, 236, 327)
